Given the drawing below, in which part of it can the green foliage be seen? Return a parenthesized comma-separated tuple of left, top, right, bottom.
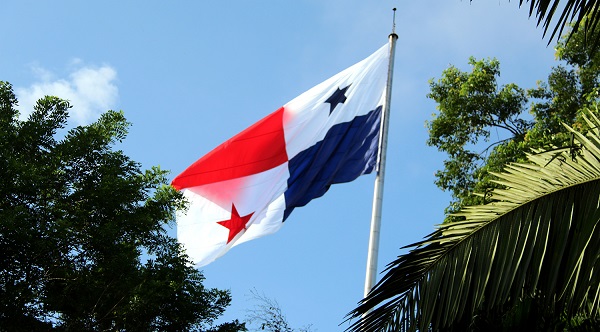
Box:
(347, 106, 600, 332)
(426, 24, 600, 220)
(347, 6, 600, 332)
(426, 57, 531, 215)
(503, 1, 600, 45)
(0, 81, 246, 331)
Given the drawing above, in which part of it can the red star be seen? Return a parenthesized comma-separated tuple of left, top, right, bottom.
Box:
(217, 204, 254, 244)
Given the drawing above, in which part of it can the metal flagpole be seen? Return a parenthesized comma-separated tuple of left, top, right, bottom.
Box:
(364, 10, 398, 297)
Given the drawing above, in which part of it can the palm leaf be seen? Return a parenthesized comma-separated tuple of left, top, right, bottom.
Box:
(346, 108, 600, 331)
(525, 0, 600, 42)
(484, 1, 600, 44)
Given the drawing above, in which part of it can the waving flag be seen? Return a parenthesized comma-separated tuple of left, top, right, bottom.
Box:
(172, 43, 390, 267)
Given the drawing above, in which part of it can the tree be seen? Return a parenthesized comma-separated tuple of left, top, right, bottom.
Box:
(425, 57, 531, 216)
(426, 21, 599, 219)
(0, 81, 246, 331)
(244, 289, 314, 332)
(345, 19, 600, 332)
(346, 105, 600, 331)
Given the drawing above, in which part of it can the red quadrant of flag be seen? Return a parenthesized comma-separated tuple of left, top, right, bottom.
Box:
(172, 108, 288, 190)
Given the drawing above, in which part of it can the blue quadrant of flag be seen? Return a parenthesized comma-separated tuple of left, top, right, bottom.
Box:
(283, 106, 382, 221)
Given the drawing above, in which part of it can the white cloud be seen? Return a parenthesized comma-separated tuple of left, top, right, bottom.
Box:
(16, 62, 118, 125)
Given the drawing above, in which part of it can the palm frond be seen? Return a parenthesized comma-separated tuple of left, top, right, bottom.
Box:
(489, 1, 600, 44)
(346, 108, 600, 331)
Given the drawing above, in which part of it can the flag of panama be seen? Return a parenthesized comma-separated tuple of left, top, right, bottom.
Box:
(172, 43, 390, 267)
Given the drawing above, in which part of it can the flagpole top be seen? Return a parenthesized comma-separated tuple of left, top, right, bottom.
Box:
(390, 8, 398, 39)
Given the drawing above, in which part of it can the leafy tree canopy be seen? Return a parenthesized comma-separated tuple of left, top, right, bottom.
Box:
(426, 21, 600, 220)
(0, 81, 246, 331)
(347, 20, 600, 332)
(348, 105, 600, 331)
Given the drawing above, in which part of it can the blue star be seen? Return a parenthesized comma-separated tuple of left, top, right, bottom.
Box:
(325, 85, 351, 114)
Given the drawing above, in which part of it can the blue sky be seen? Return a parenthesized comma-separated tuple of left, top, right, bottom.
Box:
(1, 1, 562, 330)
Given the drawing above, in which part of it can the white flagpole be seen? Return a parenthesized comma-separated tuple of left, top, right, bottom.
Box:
(364, 18, 398, 297)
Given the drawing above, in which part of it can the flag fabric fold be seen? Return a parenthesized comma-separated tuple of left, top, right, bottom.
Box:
(172, 43, 390, 267)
